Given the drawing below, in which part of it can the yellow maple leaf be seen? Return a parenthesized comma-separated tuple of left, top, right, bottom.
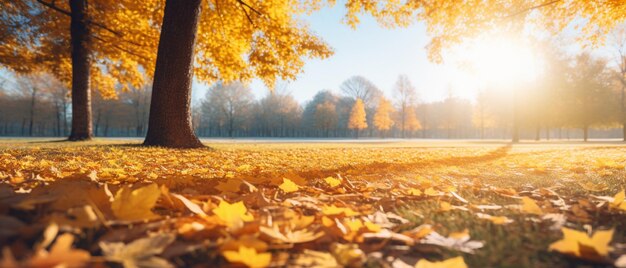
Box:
(415, 256, 467, 268)
(212, 200, 254, 228)
(549, 227, 614, 260)
(279, 178, 299, 193)
(223, 246, 271, 268)
(322, 205, 360, 216)
(111, 184, 161, 221)
(521, 197, 543, 215)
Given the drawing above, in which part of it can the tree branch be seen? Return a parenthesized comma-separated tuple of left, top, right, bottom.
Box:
(502, 0, 561, 19)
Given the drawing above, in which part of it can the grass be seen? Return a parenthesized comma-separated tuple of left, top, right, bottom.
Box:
(0, 138, 625, 267)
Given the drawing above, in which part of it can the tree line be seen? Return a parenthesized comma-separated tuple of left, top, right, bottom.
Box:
(2, 49, 624, 141)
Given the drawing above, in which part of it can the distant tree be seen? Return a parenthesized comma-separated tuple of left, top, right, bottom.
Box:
(404, 106, 421, 138)
(610, 25, 626, 141)
(201, 82, 254, 138)
(373, 96, 394, 137)
(348, 98, 368, 139)
(393, 75, 417, 138)
(566, 53, 618, 141)
(314, 101, 338, 137)
(340, 76, 382, 108)
(473, 90, 493, 139)
(254, 89, 302, 137)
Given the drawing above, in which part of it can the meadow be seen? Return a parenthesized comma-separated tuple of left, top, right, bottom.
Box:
(0, 139, 625, 267)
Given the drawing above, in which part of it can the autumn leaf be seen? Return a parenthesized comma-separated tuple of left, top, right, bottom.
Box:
(415, 256, 467, 268)
(100, 233, 176, 268)
(521, 196, 543, 215)
(212, 200, 254, 228)
(222, 246, 271, 268)
(611, 190, 626, 211)
(476, 213, 513, 225)
(321, 205, 360, 216)
(111, 183, 161, 221)
(324, 177, 342, 187)
(549, 227, 614, 261)
(28, 233, 91, 268)
(279, 178, 299, 193)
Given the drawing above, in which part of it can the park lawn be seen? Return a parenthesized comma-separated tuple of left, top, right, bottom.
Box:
(0, 139, 625, 267)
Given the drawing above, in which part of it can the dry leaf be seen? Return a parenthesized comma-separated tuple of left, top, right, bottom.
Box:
(549, 227, 614, 261)
(111, 184, 161, 221)
(222, 246, 271, 268)
(415, 256, 467, 268)
(100, 233, 176, 268)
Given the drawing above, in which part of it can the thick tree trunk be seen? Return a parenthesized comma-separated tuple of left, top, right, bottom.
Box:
(144, 0, 203, 148)
(68, 0, 92, 141)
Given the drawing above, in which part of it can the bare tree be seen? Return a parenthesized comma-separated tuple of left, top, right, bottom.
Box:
(392, 75, 417, 138)
(200, 82, 254, 137)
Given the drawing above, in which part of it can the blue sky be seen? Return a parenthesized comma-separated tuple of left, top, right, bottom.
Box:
(192, 6, 473, 105)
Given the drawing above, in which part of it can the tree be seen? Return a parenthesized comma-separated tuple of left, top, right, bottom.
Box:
(404, 106, 421, 138)
(373, 96, 394, 137)
(393, 75, 417, 138)
(348, 98, 368, 138)
(610, 25, 626, 141)
(0, 1, 161, 141)
(566, 53, 618, 141)
(200, 82, 254, 138)
(340, 76, 382, 108)
(314, 101, 338, 137)
(143, 0, 333, 147)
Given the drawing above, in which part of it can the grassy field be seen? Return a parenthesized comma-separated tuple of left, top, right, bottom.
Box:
(0, 139, 625, 267)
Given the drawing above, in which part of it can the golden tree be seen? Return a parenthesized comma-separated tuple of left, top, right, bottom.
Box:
(404, 106, 421, 138)
(348, 98, 368, 139)
(142, 0, 334, 148)
(373, 96, 394, 137)
(0, 1, 161, 140)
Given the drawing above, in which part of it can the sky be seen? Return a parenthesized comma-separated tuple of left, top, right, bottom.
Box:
(191, 6, 475, 106)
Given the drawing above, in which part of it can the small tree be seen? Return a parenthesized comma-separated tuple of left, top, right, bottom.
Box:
(373, 96, 394, 138)
(348, 98, 368, 139)
(314, 101, 338, 137)
(405, 106, 421, 138)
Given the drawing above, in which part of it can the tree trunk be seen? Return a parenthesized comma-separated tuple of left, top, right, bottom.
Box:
(143, 0, 203, 148)
(68, 0, 93, 141)
(583, 126, 588, 142)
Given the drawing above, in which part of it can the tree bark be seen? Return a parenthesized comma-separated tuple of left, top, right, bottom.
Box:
(143, 0, 203, 148)
(68, 0, 93, 141)
(28, 87, 37, 136)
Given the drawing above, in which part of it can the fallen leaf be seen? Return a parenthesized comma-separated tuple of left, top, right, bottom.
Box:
(212, 200, 254, 229)
(415, 256, 467, 268)
(279, 178, 299, 193)
(549, 227, 614, 261)
(521, 196, 543, 215)
(111, 184, 161, 221)
(222, 246, 271, 268)
(29, 233, 91, 268)
(100, 233, 176, 268)
(324, 177, 342, 188)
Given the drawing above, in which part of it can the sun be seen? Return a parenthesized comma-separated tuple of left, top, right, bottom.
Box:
(463, 36, 543, 88)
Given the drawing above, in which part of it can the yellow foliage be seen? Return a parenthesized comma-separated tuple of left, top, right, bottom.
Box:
(348, 99, 368, 130)
(374, 97, 394, 131)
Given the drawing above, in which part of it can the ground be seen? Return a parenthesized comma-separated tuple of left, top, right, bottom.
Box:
(0, 139, 625, 268)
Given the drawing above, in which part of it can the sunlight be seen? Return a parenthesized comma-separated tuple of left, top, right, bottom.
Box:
(463, 36, 543, 88)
